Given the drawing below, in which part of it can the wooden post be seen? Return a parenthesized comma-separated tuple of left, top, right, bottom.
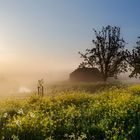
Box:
(37, 79, 44, 96)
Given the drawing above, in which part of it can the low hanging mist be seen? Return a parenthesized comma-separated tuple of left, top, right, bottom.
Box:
(0, 70, 139, 98)
(0, 70, 69, 98)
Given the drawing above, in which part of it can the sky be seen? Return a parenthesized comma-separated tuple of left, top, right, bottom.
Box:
(0, 0, 140, 81)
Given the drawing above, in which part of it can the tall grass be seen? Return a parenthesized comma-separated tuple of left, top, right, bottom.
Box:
(0, 83, 140, 140)
(45, 81, 125, 96)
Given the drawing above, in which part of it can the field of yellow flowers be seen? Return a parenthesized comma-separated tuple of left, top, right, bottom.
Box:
(0, 83, 140, 140)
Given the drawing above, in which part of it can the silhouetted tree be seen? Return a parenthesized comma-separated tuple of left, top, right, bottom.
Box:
(126, 37, 140, 78)
(79, 25, 127, 81)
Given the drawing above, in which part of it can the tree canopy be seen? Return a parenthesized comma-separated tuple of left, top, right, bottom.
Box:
(126, 37, 140, 78)
(79, 25, 127, 81)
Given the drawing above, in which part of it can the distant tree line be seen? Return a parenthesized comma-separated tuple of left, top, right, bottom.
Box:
(79, 25, 140, 81)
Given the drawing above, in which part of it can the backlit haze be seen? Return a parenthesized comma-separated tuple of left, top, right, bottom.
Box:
(0, 0, 140, 96)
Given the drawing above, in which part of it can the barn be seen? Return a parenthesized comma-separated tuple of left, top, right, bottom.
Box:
(69, 67, 102, 82)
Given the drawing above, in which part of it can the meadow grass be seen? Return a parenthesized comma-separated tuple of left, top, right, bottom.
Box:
(0, 83, 140, 140)
(45, 81, 125, 95)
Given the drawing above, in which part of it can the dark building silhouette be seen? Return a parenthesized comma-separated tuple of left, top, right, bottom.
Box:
(69, 67, 102, 82)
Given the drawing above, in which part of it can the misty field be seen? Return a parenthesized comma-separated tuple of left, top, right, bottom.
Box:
(0, 83, 140, 140)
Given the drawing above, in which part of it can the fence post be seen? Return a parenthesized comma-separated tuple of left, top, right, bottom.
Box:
(37, 79, 44, 96)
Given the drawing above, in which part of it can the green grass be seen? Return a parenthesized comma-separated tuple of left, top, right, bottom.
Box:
(0, 83, 140, 140)
(45, 81, 125, 95)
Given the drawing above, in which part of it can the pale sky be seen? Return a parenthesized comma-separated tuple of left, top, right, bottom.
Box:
(0, 0, 140, 75)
